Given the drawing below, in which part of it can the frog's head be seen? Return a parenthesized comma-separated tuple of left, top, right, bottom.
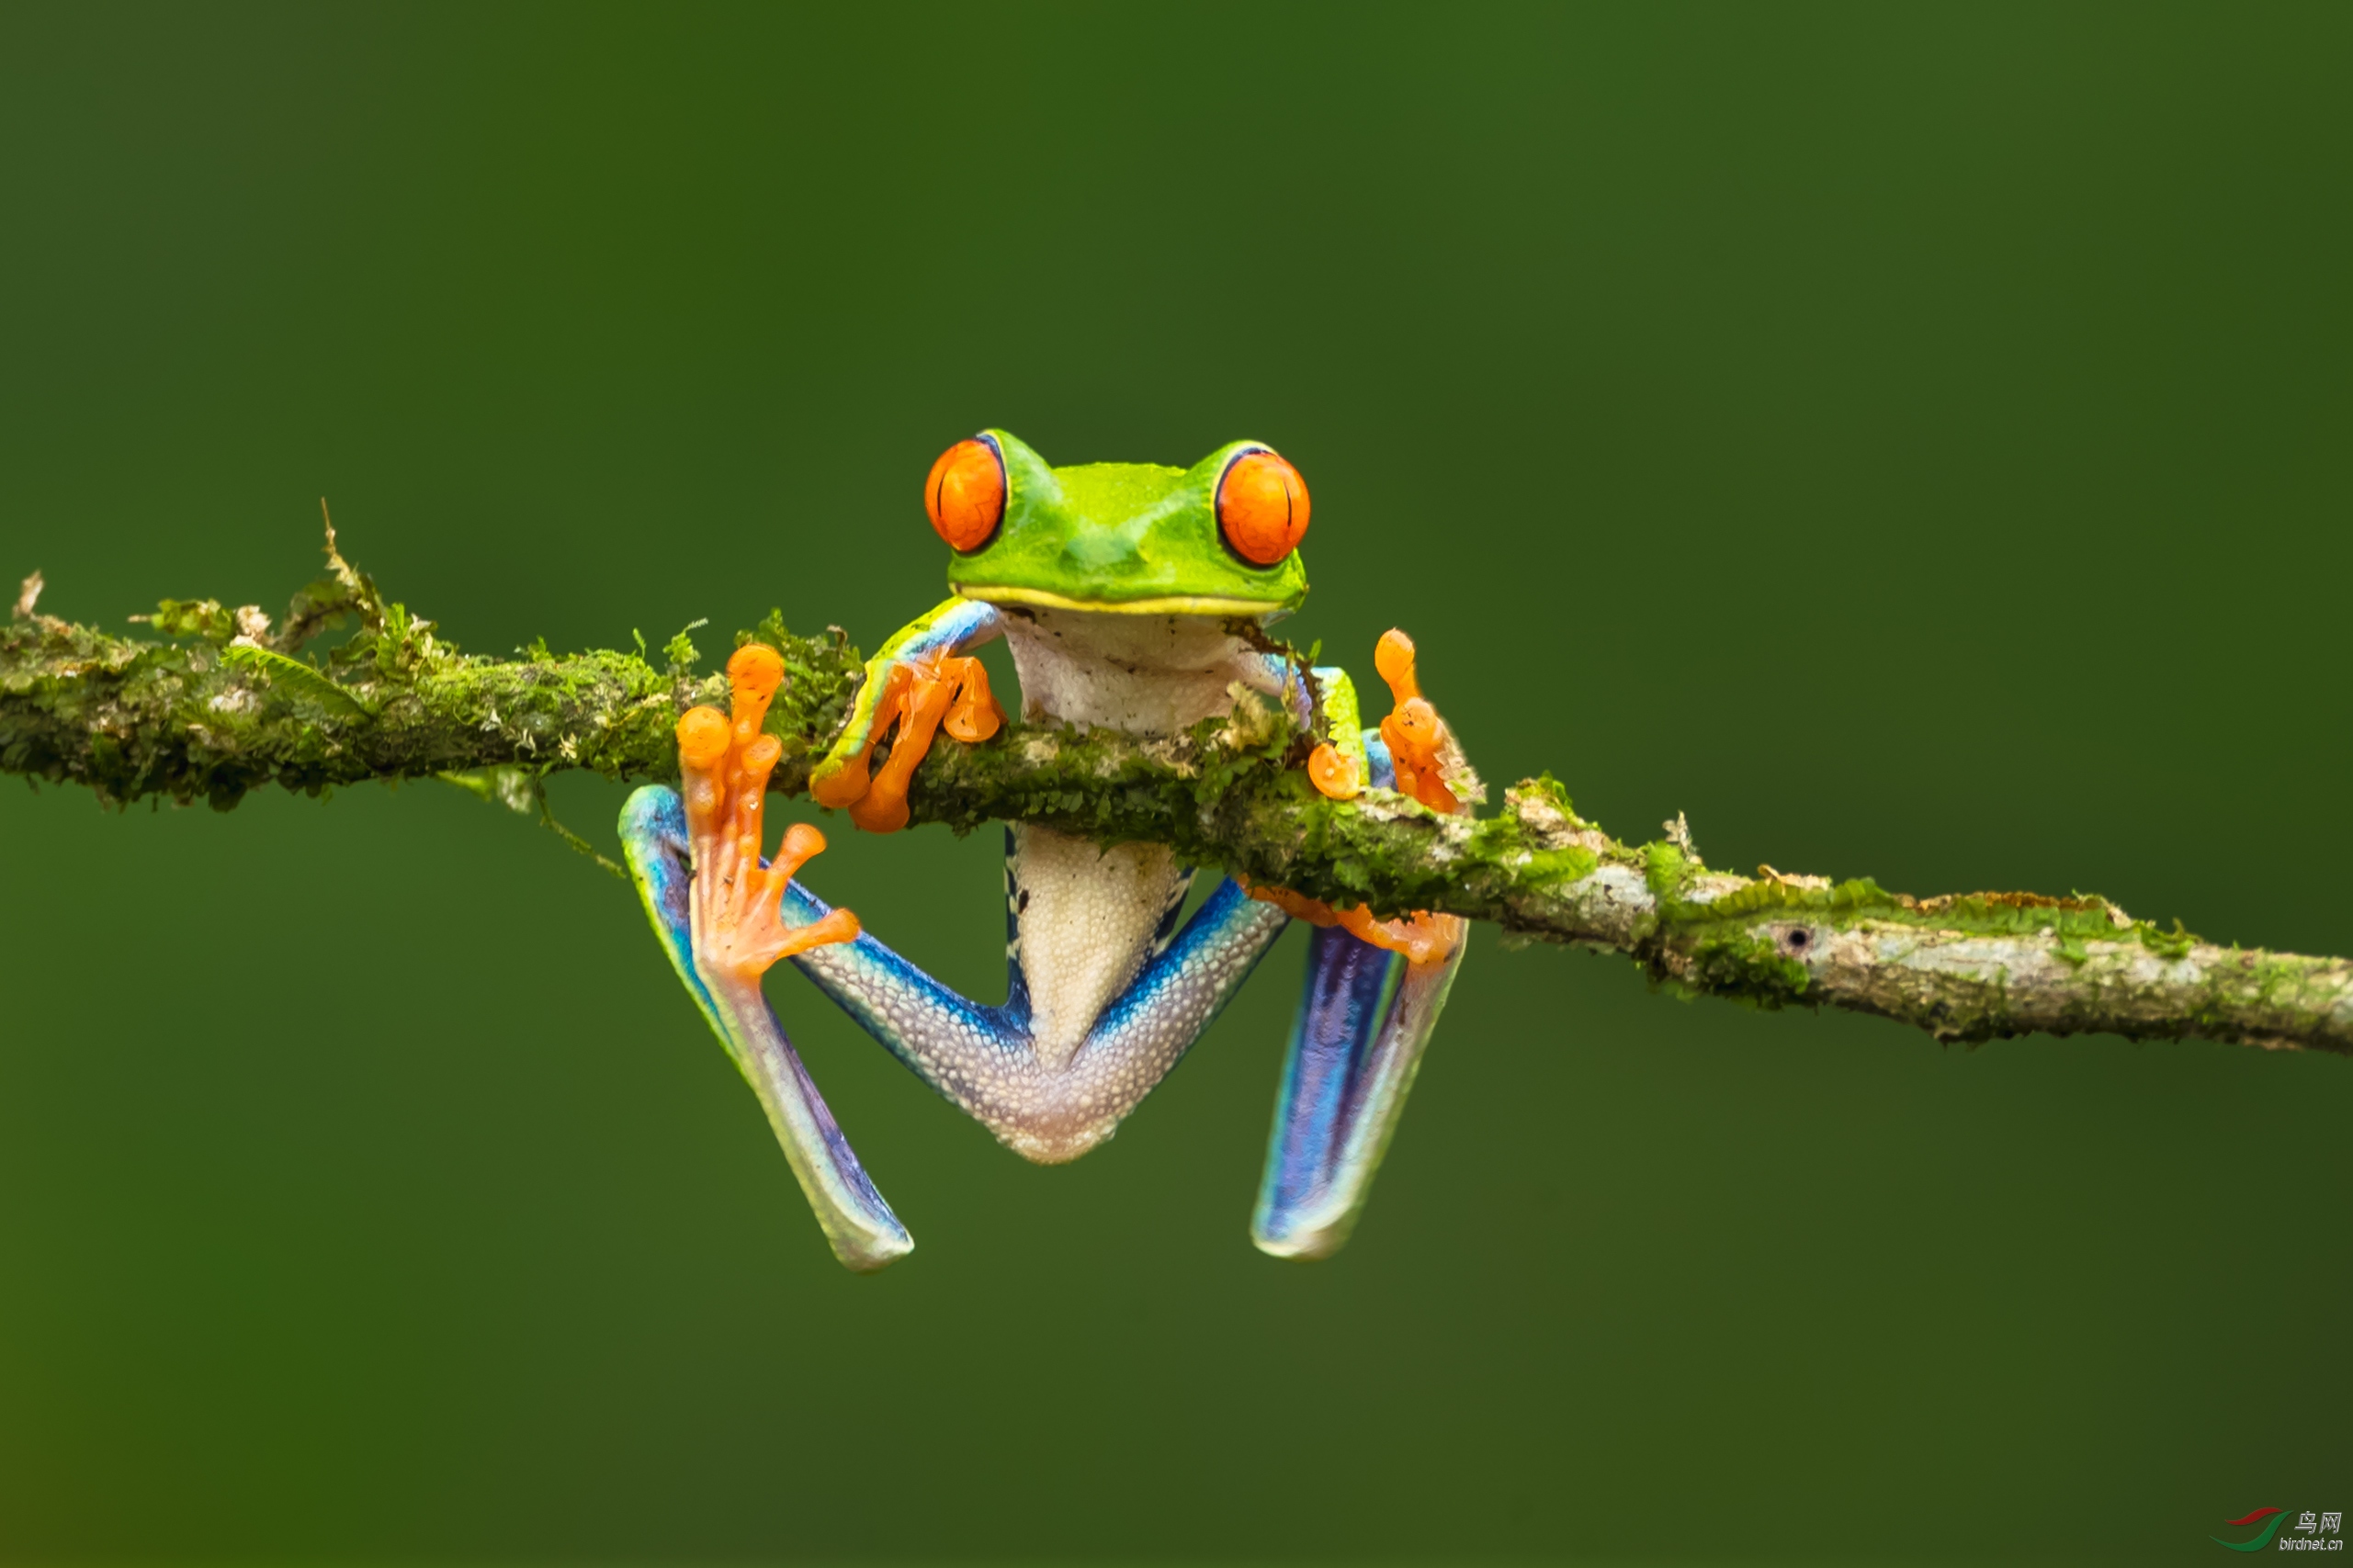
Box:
(923, 429, 1309, 619)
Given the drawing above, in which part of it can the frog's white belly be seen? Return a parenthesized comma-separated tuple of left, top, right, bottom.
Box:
(1008, 823, 1183, 1071)
(998, 606, 1280, 1073)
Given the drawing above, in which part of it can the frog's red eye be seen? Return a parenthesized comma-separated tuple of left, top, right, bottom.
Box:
(1216, 448, 1310, 566)
(925, 434, 1006, 552)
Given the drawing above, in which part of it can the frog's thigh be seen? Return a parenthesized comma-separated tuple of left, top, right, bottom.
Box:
(782, 874, 1030, 1114)
(1252, 923, 1466, 1261)
(1017, 876, 1290, 1165)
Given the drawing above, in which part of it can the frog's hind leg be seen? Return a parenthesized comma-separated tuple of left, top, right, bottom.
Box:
(621, 785, 911, 1270)
(1253, 669, 1470, 1260)
(1252, 926, 1466, 1260)
(786, 832, 1286, 1166)
(1042, 874, 1292, 1162)
(617, 646, 909, 1273)
(1257, 925, 1399, 1256)
(778, 869, 1034, 1111)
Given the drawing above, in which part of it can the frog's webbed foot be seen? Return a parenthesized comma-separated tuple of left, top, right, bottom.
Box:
(809, 599, 1006, 835)
(678, 646, 865, 981)
(619, 644, 908, 1272)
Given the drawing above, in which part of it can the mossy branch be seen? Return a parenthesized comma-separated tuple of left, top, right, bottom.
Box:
(6, 555, 2347, 1059)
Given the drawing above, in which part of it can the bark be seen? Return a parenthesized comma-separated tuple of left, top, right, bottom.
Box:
(6, 554, 2347, 1058)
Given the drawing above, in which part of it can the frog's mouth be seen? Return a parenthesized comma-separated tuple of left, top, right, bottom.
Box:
(956, 583, 1290, 618)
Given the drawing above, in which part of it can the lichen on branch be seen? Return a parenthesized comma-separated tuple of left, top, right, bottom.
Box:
(5, 549, 2347, 1059)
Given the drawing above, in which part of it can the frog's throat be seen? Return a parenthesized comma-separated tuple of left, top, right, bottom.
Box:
(956, 583, 1290, 618)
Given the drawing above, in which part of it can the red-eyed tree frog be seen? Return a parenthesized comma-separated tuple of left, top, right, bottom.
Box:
(620, 432, 1479, 1271)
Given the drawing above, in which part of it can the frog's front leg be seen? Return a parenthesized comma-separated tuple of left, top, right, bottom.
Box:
(810, 597, 1006, 834)
(619, 645, 909, 1272)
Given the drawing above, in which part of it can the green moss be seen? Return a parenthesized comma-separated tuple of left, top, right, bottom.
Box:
(1526, 844, 1601, 886)
(1516, 773, 1579, 819)
(144, 598, 240, 643)
(1693, 875, 1895, 924)
(662, 623, 703, 676)
(2248, 955, 2309, 1003)
(1459, 795, 1601, 897)
(221, 646, 370, 716)
(1657, 872, 2198, 958)
(1685, 924, 1813, 1004)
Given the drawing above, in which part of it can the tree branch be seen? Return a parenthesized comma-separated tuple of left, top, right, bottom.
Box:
(6, 556, 2347, 1058)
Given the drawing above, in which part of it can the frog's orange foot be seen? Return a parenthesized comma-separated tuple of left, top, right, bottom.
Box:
(1339, 906, 1465, 967)
(1374, 628, 1476, 816)
(1237, 875, 1465, 969)
(677, 644, 861, 986)
(810, 652, 1003, 834)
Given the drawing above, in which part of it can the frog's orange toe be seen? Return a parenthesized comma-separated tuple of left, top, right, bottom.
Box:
(1308, 742, 1361, 800)
(678, 706, 730, 771)
(1374, 628, 1420, 704)
(771, 906, 861, 960)
(773, 821, 829, 879)
(809, 759, 869, 809)
(848, 787, 912, 836)
(728, 643, 785, 705)
(942, 655, 1004, 743)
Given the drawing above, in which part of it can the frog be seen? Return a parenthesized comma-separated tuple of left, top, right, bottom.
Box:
(618, 430, 1480, 1272)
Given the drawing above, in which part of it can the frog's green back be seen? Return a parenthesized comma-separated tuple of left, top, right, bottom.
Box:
(944, 430, 1308, 616)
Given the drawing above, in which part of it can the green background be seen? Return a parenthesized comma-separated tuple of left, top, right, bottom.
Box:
(2, 4, 2347, 1562)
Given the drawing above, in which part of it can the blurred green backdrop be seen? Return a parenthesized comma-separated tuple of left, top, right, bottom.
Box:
(2, 4, 2347, 1563)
